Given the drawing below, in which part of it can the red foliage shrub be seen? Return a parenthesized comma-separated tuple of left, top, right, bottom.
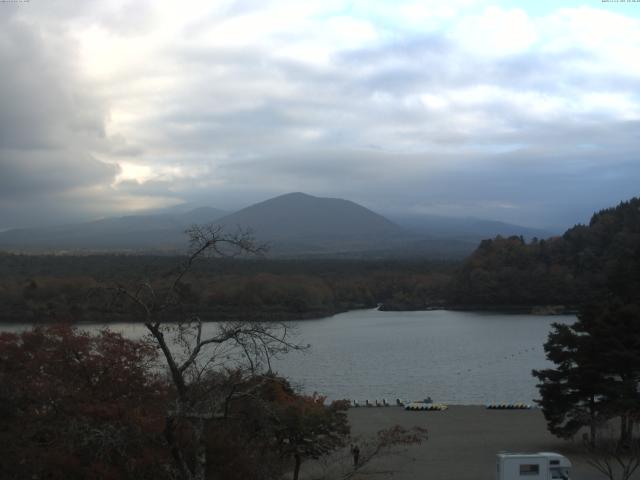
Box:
(0, 325, 170, 479)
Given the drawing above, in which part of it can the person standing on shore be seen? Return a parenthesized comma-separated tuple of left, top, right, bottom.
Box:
(351, 444, 360, 467)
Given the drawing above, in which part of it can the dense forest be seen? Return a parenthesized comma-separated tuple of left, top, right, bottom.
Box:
(0, 255, 454, 323)
(449, 197, 640, 310)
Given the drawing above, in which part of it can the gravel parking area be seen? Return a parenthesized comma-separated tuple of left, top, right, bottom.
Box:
(321, 405, 622, 480)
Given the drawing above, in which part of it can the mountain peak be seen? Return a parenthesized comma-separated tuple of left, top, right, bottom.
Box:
(262, 192, 326, 204)
(215, 193, 402, 251)
(278, 192, 313, 199)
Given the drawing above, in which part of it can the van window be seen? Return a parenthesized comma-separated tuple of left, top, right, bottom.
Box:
(520, 464, 540, 476)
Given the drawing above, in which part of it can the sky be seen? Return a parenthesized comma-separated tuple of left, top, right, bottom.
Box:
(1, 0, 639, 230)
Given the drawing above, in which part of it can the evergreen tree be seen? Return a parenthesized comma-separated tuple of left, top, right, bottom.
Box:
(533, 301, 640, 445)
(586, 302, 640, 445)
(533, 320, 608, 444)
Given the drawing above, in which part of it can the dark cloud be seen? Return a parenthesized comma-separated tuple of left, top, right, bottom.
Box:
(0, 19, 101, 149)
(0, 11, 117, 229)
(1, 2, 639, 232)
(0, 150, 117, 200)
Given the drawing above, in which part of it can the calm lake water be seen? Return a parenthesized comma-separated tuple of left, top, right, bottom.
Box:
(1, 309, 573, 405)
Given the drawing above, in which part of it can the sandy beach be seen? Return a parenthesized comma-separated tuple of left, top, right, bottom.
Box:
(303, 405, 634, 480)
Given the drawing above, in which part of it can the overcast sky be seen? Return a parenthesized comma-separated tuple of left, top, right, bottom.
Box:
(1, 0, 639, 230)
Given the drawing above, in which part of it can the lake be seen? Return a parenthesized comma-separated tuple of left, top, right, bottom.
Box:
(1, 309, 573, 405)
(275, 309, 574, 404)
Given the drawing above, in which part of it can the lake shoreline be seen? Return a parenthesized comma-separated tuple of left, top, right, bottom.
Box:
(380, 303, 578, 315)
(0, 304, 576, 327)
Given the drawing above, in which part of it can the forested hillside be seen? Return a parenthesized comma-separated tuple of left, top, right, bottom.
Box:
(0, 255, 453, 323)
(448, 197, 640, 309)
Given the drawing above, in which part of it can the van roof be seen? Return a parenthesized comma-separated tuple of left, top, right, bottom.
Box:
(497, 452, 571, 467)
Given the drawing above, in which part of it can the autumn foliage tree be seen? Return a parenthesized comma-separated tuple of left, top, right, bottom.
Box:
(0, 325, 169, 479)
(0, 326, 348, 480)
(199, 374, 349, 480)
(263, 379, 350, 480)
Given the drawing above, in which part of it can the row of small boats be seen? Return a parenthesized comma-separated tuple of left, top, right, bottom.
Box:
(486, 403, 532, 409)
(349, 399, 532, 411)
(404, 402, 448, 411)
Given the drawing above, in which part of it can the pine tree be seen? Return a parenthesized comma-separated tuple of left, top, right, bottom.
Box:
(533, 301, 640, 445)
(533, 320, 607, 444)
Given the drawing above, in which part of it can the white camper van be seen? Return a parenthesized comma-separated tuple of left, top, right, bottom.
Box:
(496, 452, 571, 480)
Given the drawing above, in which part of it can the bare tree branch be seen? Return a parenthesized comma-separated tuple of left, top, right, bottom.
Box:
(584, 424, 640, 480)
(104, 223, 302, 480)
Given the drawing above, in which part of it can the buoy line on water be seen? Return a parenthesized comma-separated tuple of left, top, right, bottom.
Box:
(455, 347, 539, 376)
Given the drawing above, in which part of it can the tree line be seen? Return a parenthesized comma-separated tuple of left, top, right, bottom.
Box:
(449, 197, 640, 310)
(0, 255, 455, 324)
(528, 199, 640, 480)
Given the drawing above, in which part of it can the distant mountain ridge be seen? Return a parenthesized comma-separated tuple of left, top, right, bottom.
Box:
(0, 192, 557, 257)
(389, 213, 555, 241)
(0, 207, 227, 251)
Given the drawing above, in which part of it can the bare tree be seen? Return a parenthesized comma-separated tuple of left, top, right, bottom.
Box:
(309, 425, 428, 480)
(111, 225, 302, 480)
(584, 423, 640, 480)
